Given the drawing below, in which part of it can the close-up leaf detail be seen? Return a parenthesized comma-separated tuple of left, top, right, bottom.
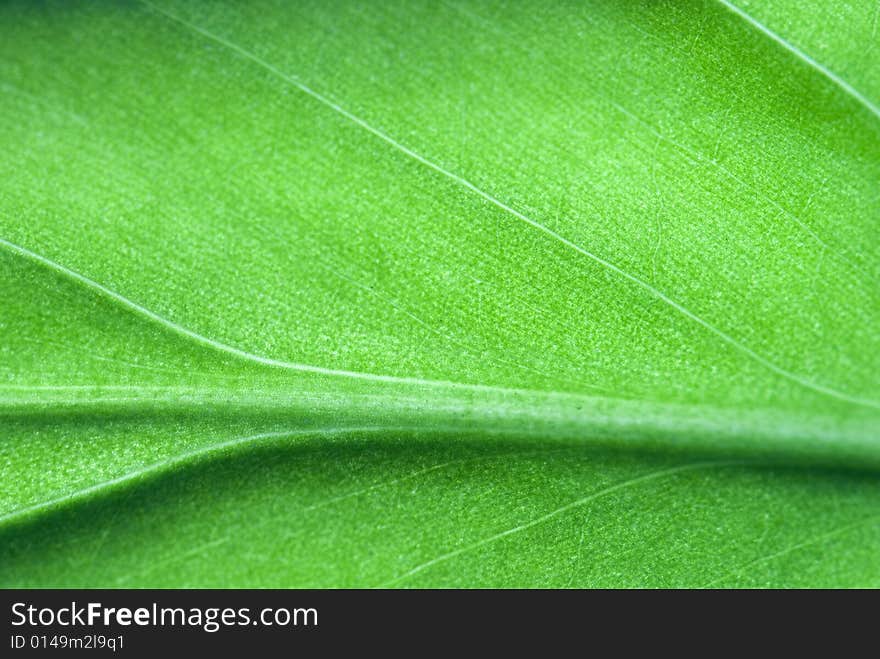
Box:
(1, 0, 878, 587)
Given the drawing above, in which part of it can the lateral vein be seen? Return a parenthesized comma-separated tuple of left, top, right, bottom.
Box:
(119, 3, 880, 409)
(716, 0, 880, 121)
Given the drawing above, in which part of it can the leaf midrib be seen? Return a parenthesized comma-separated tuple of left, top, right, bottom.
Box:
(5, 1, 880, 542)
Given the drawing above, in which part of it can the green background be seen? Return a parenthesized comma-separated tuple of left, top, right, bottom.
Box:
(1, 0, 878, 587)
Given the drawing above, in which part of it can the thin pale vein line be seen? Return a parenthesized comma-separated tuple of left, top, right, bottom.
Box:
(378, 460, 740, 587)
(14, 236, 868, 418)
(610, 100, 869, 281)
(300, 447, 579, 516)
(113, 536, 232, 587)
(124, 4, 880, 409)
(319, 259, 606, 392)
(0, 237, 579, 401)
(230, 447, 591, 570)
(717, 0, 880, 121)
(0, 80, 89, 127)
(702, 513, 880, 587)
(0, 426, 412, 527)
(112, 458, 470, 585)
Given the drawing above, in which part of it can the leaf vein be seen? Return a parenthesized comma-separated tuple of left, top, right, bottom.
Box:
(134, 1, 879, 410)
(377, 460, 742, 587)
(716, 0, 880, 121)
(702, 513, 880, 587)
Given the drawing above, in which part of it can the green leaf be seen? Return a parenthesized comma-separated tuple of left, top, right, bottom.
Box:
(1, 0, 878, 587)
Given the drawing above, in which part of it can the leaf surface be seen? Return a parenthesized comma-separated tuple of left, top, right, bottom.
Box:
(1, 0, 878, 587)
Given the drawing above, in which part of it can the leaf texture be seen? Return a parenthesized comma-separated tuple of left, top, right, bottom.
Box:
(1, 0, 878, 587)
